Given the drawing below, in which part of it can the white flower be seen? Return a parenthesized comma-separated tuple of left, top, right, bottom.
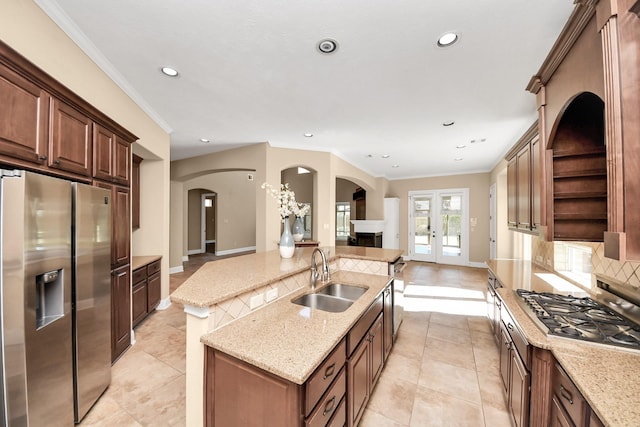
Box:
(293, 202, 310, 218)
(262, 182, 298, 221)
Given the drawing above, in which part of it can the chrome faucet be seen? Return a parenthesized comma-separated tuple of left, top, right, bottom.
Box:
(310, 248, 331, 290)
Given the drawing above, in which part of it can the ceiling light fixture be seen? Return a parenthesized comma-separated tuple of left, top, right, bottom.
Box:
(454, 158, 463, 161)
(443, 121, 455, 127)
(392, 164, 400, 168)
(437, 32, 459, 47)
(200, 138, 210, 143)
(317, 39, 338, 54)
(382, 154, 390, 158)
(303, 133, 313, 138)
(470, 138, 487, 144)
(161, 66, 179, 77)
(456, 145, 466, 149)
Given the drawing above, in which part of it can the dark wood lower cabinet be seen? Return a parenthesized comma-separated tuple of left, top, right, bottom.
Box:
(132, 258, 162, 328)
(348, 332, 370, 427)
(509, 348, 530, 427)
(550, 396, 573, 427)
(111, 265, 131, 362)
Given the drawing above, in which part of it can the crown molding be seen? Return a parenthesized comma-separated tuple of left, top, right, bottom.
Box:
(33, 0, 173, 134)
(526, 0, 598, 93)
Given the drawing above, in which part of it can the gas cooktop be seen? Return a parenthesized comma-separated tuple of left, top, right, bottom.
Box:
(516, 289, 640, 350)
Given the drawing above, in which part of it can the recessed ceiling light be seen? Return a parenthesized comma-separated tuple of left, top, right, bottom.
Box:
(366, 154, 373, 158)
(470, 138, 487, 144)
(443, 121, 455, 127)
(161, 66, 179, 77)
(456, 145, 466, 149)
(392, 164, 400, 168)
(437, 32, 459, 47)
(382, 154, 390, 159)
(303, 133, 313, 138)
(200, 138, 210, 143)
(454, 158, 463, 161)
(317, 39, 338, 54)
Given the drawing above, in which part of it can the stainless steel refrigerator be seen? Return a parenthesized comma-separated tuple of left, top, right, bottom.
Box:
(0, 170, 111, 426)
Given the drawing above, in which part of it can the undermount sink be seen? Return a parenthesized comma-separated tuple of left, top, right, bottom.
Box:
(292, 283, 368, 313)
(316, 283, 368, 300)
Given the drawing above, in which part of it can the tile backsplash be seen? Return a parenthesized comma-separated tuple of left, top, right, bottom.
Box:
(531, 236, 640, 291)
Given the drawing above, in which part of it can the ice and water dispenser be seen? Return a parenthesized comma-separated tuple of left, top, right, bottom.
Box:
(35, 269, 64, 330)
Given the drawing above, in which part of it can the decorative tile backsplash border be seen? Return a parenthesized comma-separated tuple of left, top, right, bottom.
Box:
(205, 257, 395, 331)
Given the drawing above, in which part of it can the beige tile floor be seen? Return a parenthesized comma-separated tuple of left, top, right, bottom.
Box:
(80, 257, 512, 426)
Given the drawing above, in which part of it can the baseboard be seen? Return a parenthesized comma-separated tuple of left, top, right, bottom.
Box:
(156, 297, 171, 310)
(182, 256, 189, 262)
(205, 239, 216, 244)
(468, 261, 488, 269)
(216, 246, 257, 256)
(169, 265, 184, 274)
(130, 329, 136, 346)
(187, 249, 204, 255)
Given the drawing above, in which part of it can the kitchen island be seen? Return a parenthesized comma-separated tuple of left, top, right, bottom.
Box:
(488, 259, 640, 427)
(170, 246, 403, 427)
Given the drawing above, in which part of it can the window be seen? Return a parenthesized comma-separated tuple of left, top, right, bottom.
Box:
(554, 242, 592, 288)
(336, 203, 350, 239)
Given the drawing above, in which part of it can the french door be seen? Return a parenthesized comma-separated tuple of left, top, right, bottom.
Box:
(408, 189, 469, 266)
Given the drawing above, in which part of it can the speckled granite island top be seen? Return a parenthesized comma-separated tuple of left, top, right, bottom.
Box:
(488, 259, 640, 427)
(170, 246, 402, 308)
(201, 269, 392, 385)
(131, 255, 161, 271)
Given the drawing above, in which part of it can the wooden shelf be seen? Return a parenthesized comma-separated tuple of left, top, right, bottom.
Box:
(554, 213, 607, 220)
(553, 192, 607, 199)
(553, 169, 606, 179)
(553, 148, 606, 158)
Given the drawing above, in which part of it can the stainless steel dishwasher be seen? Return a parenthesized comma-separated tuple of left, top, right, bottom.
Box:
(389, 257, 406, 339)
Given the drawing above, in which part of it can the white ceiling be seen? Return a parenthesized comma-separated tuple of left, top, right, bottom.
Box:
(36, 0, 575, 179)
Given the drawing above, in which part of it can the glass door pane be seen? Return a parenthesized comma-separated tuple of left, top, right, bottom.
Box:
(410, 194, 435, 262)
(439, 195, 462, 258)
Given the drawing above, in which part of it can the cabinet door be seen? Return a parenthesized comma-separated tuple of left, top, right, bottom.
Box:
(509, 351, 530, 427)
(0, 65, 49, 165)
(132, 154, 142, 229)
(383, 285, 393, 361)
(499, 323, 511, 396)
(347, 338, 369, 427)
(132, 280, 148, 327)
(493, 298, 502, 345)
(50, 98, 92, 177)
(531, 135, 541, 229)
(113, 185, 130, 267)
(113, 137, 130, 185)
(147, 272, 161, 311)
(516, 144, 531, 230)
(507, 157, 517, 228)
(369, 314, 385, 390)
(93, 124, 114, 181)
(550, 396, 573, 427)
(112, 265, 131, 362)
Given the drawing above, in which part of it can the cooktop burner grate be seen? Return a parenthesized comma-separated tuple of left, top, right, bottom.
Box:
(516, 289, 640, 350)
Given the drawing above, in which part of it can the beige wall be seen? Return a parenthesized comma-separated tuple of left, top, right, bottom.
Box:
(388, 173, 491, 264)
(489, 159, 516, 259)
(1, 0, 172, 299)
(184, 172, 257, 253)
(282, 167, 314, 204)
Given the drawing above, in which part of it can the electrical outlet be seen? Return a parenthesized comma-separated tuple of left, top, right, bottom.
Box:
(546, 258, 552, 266)
(266, 288, 278, 302)
(250, 293, 264, 310)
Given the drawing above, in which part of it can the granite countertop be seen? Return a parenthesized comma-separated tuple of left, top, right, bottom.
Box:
(200, 269, 392, 385)
(131, 255, 162, 271)
(488, 259, 640, 427)
(170, 246, 403, 308)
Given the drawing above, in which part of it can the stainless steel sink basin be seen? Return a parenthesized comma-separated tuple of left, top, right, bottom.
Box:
(316, 283, 367, 301)
(292, 293, 354, 313)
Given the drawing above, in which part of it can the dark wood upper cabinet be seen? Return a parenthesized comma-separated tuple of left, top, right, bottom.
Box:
(49, 98, 92, 177)
(0, 64, 49, 165)
(132, 154, 142, 229)
(93, 123, 131, 185)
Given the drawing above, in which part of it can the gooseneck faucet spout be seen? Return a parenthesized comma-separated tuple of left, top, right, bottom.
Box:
(310, 248, 331, 290)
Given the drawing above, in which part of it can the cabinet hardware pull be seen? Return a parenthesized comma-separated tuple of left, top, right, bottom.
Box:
(559, 385, 574, 404)
(39, 155, 47, 161)
(323, 363, 336, 380)
(323, 396, 336, 416)
(507, 323, 514, 330)
(54, 159, 61, 165)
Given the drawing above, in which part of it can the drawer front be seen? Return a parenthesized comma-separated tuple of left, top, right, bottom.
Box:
(326, 396, 346, 427)
(501, 304, 530, 369)
(347, 294, 383, 355)
(305, 340, 346, 416)
(553, 363, 586, 426)
(147, 259, 161, 276)
(132, 266, 146, 284)
(305, 368, 346, 427)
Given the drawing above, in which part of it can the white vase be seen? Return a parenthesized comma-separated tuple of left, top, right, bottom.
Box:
(279, 216, 295, 258)
(292, 216, 304, 242)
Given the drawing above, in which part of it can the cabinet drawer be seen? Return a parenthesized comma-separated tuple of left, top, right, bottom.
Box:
(347, 294, 383, 355)
(147, 259, 161, 276)
(132, 266, 146, 284)
(326, 396, 346, 427)
(305, 368, 346, 427)
(305, 339, 346, 416)
(553, 362, 587, 426)
(501, 304, 530, 369)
